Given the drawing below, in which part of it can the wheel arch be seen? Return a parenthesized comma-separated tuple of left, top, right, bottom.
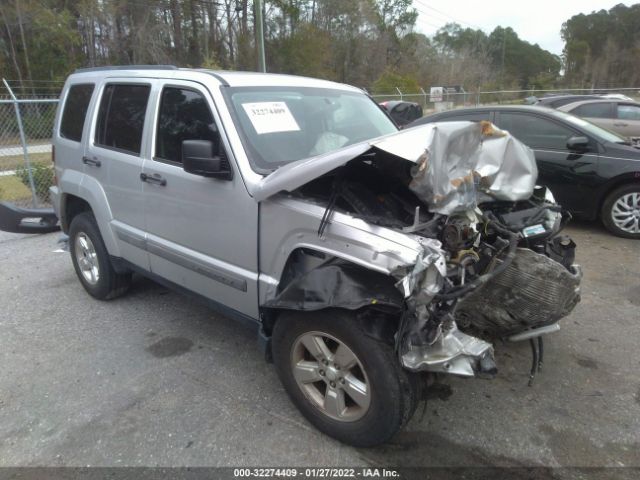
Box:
(58, 171, 119, 256)
(597, 174, 640, 218)
(260, 247, 405, 342)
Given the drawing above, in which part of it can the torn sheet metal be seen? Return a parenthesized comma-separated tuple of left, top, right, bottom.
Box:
(401, 321, 494, 376)
(393, 237, 447, 303)
(252, 122, 536, 212)
(263, 258, 404, 311)
(373, 121, 538, 214)
(475, 122, 538, 202)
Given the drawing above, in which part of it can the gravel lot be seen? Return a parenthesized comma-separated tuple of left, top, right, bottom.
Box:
(0, 222, 639, 470)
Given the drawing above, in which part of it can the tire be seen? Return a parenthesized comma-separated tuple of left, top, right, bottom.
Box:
(601, 184, 640, 239)
(69, 212, 132, 299)
(272, 309, 420, 447)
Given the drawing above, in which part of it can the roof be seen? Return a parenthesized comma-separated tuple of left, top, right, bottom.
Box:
(70, 65, 361, 93)
(428, 105, 556, 115)
(559, 98, 640, 111)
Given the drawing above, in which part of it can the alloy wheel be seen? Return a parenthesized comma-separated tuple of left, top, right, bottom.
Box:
(74, 232, 100, 285)
(611, 192, 640, 234)
(290, 331, 371, 422)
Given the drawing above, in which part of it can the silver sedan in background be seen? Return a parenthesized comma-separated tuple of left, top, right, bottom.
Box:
(559, 99, 640, 145)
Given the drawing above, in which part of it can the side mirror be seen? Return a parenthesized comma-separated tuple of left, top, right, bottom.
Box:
(566, 136, 590, 152)
(182, 140, 232, 180)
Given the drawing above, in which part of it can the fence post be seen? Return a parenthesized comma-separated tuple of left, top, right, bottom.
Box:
(420, 87, 427, 107)
(395, 87, 403, 101)
(3, 78, 38, 208)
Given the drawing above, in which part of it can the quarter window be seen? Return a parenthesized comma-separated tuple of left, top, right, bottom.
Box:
(498, 113, 576, 150)
(617, 104, 640, 120)
(155, 87, 218, 163)
(60, 84, 94, 142)
(95, 84, 151, 155)
(571, 102, 612, 119)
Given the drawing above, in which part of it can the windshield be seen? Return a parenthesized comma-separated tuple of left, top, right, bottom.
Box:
(223, 86, 398, 172)
(552, 110, 627, 144)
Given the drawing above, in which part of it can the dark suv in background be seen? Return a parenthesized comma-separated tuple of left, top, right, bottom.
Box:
(410, 106, 640, 238)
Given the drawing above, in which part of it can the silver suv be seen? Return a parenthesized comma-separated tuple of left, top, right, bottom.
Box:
(51, 66, 582, 446)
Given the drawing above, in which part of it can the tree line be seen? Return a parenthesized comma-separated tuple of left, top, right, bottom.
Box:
(0, 0, 637, 96)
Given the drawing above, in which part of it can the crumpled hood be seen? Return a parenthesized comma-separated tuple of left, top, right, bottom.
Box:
(250, 122, 538, 213)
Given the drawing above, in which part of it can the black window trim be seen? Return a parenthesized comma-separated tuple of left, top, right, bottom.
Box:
(93, 81, 152, 157)
(59, 82, 95, 143)
(151, 82, 232, 173)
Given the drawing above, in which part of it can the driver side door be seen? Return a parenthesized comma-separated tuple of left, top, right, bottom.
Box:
(141, 80, 259, 319)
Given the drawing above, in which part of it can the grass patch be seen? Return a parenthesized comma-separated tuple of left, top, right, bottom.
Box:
(0, 175, 32, 202)
(0, 152, 52, 171)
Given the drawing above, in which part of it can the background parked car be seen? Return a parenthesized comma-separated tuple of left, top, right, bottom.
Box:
(379, 100, 423, 127)
(409, 106, 640, 238)
(558, 99, 640, 145)
(530, 93, 635, 109)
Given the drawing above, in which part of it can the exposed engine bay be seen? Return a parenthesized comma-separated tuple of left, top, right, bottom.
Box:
(265, 121, 582, 383)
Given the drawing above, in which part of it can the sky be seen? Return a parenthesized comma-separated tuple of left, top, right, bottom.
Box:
(413, 0, 636, 56)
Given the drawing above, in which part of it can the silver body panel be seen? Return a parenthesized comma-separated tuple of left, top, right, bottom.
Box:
(52, 68, 383, 323)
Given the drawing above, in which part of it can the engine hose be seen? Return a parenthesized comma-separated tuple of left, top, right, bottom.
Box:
(434, 215, 519, 301)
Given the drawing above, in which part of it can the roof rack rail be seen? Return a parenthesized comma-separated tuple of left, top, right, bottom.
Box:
(74, 65, 178, 73)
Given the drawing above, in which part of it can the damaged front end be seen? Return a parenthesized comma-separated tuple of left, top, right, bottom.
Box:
(386, 122, 581, 379)
(260, 121, 582, 382)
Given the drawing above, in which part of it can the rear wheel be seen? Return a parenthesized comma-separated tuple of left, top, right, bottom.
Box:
(272, 310, 419, 447)
(69, 212, 131, 299)
(601, 184, 640, 239)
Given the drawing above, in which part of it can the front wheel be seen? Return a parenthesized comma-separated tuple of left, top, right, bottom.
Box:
(601, 184, 640, 239)
(272, 310, 419, 447)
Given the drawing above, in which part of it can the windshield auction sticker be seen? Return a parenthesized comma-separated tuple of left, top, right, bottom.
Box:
(242, 101, 301, 134)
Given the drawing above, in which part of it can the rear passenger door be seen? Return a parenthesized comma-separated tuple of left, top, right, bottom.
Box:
(615, 104, 640, 143)
(141, 80, 259, 319)
(86, 80, 154, 269)
(570, 102, 615, 132)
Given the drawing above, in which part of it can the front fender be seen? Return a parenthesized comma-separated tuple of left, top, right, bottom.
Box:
(258, 195, 422, 305)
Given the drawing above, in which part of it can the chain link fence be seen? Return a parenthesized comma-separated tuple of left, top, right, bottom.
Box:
(371, 87, 640, 113)
(0, 79, 58, 209)
(2, 79, 640, 210)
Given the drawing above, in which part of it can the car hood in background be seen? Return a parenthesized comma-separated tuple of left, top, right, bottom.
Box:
(250, 122, 538, 215)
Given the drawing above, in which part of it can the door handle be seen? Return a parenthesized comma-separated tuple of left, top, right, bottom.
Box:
(614, 122, 628, 127)
(140, 172, 167, 186)
(82, 156, 101, 167)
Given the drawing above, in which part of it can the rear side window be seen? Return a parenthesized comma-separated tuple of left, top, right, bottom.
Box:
(95, 84, 151, 155)
(60, 84, 94, 142)
(571, 103, 612, 119)
(155, 87, 219, 163)
(617, 104, 640, 120)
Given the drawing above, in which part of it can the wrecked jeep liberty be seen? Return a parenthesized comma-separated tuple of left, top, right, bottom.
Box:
(50, 67, 582, 446)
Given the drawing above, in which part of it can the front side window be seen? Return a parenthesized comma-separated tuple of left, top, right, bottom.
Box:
(498, 113, 576, 150)
(95, 84, 151, 155)
(571, 102, 612, 119)
(60, 84, 94, 141)
(155, 87, 218, 163)
(617, 104, 640, 121)
(223, 86, 398, 172)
